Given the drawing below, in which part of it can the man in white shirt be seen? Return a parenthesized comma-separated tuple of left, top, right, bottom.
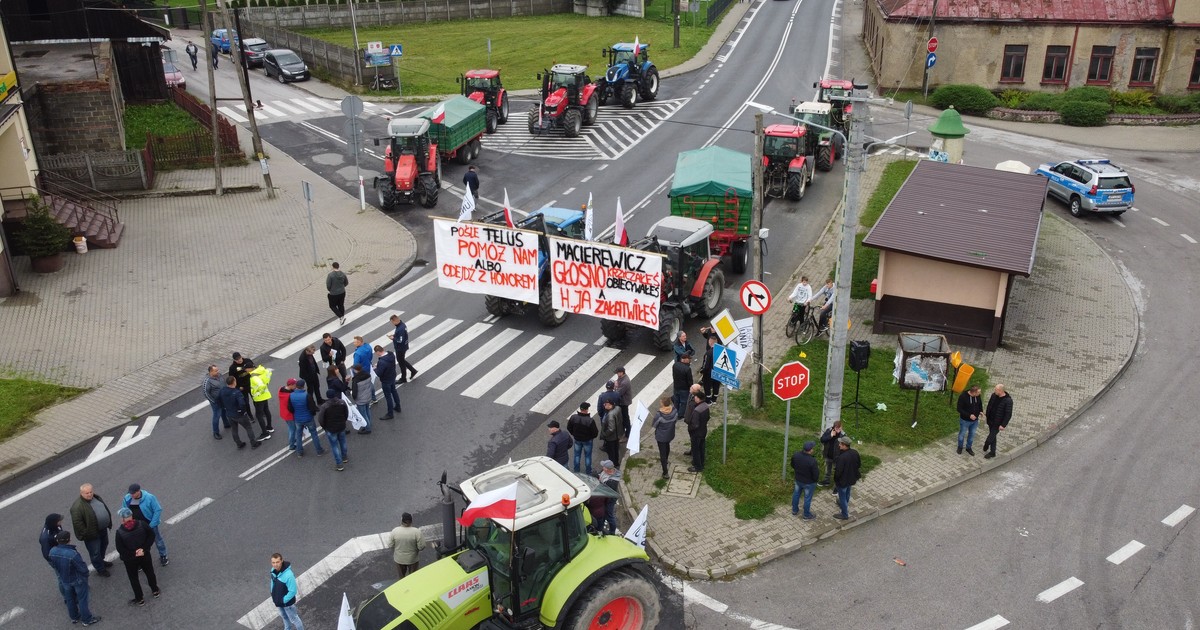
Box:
(787, 276, 812, 306)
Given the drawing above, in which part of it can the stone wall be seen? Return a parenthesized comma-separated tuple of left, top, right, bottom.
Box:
(23, 46, 124, 156)
(986, 107, 1200, 126)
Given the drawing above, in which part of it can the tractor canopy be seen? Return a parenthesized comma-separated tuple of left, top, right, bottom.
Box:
(648, 215, 714, 249)
(461, 457, 592, 531)
(464, 69, 500, 90)
(386, 117, 430, 138)
(669, 146, 753, 198)
(550, 64, 588, 88)
(818, 79, 854, 90)
(537, 207, 587, 240)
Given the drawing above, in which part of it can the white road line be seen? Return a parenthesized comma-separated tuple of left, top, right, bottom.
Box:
(307, 97, 340, 111)
(375, 271, 436, 308)
(563, 187, 576, 195)
(681, 581, 728, 612)
(635, 363, 676, 413)
(1106, 540, 1145, 565)
(269, 304, 376, 359)
(0, 431, 150, 512)
(413, 322, 491, 373)
(1036, 577, 1084, 603)
(370, 312, 432, 352)
(530, 347, 621, 415)
(1130, 206, 1140, 212)
(407, 318, 462, 355)
(580, 175, 593, 183)
(141, 415, 158, 436)
(291, 98, 324, 113)
(86, 436, 114, 462)
(583, 353, 656, 411)
(272, 100, 307, 115)
(257, 104, 285, 117)
(594, 336, 607, 346)
(218, 106, 248, 122)
(964, 616, 1009, 630)
(243, 430, 325, 482)
(493, 339, 584, 405)
(166, 497, 214, 525)
(176, 401, 207, 418)
(597, 164, 608, 170)
(1151, 217, 1170, 226)
(427, 327, 522, 390)
(1182, 234, 1197, 244)
(0, 607, 25, 626)
(465, 334, 554, 400)
(116, 424, 138, 446)
(1162, 504, 1195, 527)
(346, 313, 399, 346)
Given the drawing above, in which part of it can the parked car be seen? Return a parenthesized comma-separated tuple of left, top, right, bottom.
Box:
(239, 38, 269, 67)
(163, 61, 185, 89)
(210, 28, 238, 53)
(263, 49, 309, 83)
(1034, 158, 1135, 217)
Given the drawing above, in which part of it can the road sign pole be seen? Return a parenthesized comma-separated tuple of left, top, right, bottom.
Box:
(781, 399, 791, 481)
(302, 181, 318, 266)
(722, 387, 729, 465)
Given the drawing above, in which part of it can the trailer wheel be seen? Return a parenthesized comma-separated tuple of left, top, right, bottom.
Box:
(562, 568, 661, 630)
(486, 109, 498, 134)
(600, 319, 627, 343)
(469, 138, 482, 161)
(537, 283, 567, 327)
(697, 268, 724, 318)
(564, 109, 583, 138)
(730, 241, 748, 274)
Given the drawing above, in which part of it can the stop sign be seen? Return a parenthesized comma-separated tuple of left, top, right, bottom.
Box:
(927, 37, 939, 53)
(773, 361, 810, 400)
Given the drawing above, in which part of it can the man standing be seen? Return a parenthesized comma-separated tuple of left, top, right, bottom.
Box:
(220, 375, 262, 449)
(462, 165, 480, 198)
(833, 436, 861, 520)
(374, 345, 399, 419)
(351, 365, 373, 434)
(289, 381, 325, 456)
(546, 420, 573, 468)
(566, 402, 598, 474)
(818, 420, 847, 486)
(40, 513, 65, 567)
(809, 277, 835, 332)
(49, 531, 101, 626)
(699, 329, 720, 403)
(229, 352, 257, 422)
(185, 41, 199, 70)
(597, 381, 620, 422)
(983, 384, 1013, 459)
(122, 484, 168, 566)
(686, 392, 710, 473)
(297, 345, 324, 405)
(352, 336, 375, 403)
(317, 392, 349, 471)
(682, 383, 703, 457)
(69, 484, 113, 577)
(211, 42, 219, 68)
(269, 553, 305, 630)
(386, 513, 425, 579)
(790, 441, 820, 519)
(957, 385, 983, 456)
(387, 315, 418, 383)
(320, 333, 347, 375)
(326, 261, 349, 324)
(598, 460, 622, 535)
(113, 508, 160, 606)
(599, 401, 623, 468)
(613, 366, 633, 440)
(203, 365, 228, 440)
(249, 363, 275, 438)
(671, 352, 693, 414)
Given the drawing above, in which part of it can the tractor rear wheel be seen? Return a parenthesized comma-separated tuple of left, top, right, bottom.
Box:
(564, 109, 583, 138)
(621, 84, 638, 109)
(600, 319, 627, 343)
(498, 95, 510, 124)
(538, 283, 567, 327)
(816, 146, 833, 171)
(697, 268, 724, 318)
(785, 172, 806, 201)
(563, 568, 662, 630)
(484, 295, 508, 318)
(730, 241, 748, 274)
(486, 109, 498, 134)
(640, 68, 659, 101)
(652, 308, 681, 352)
(585, 93, 599, 125)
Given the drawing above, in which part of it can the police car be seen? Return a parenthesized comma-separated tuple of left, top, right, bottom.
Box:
(1034, 158, 1134, 217)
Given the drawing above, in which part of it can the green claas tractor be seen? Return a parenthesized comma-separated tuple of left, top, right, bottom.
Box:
(355, 457, 662, 630)
(529, 64, 600, 138)
(813, 78, 855, 135)
(790, 101, 845, 171)
(595, 42, 659, 109)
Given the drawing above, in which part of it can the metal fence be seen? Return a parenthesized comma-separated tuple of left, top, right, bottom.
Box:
(706, 0, 733, 26)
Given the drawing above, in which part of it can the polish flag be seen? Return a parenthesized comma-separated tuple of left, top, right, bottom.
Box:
(633, 36, 640, 58)
(502, 188, 514, 228)
(457, 482, 518, 526)
(614, 197, 628, 246)
(430, 103, 446, 124)
(584, 192, 594, 241)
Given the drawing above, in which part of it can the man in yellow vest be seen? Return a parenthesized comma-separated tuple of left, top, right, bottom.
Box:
(249, 364, 275, 440)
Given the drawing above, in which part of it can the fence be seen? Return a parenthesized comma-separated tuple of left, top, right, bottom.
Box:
(238, 0, 572, 30)
(38, 151, 152, 192)
(706, 0, 733, 26)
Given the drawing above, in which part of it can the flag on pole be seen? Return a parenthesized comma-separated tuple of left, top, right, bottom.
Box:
(633, 36, 640, 58)
(458, 183, 475, 222)
(502, 188, 515, 228)
(584, 192, 594, 241)
(337, 593, 357, 630)
(614, 197, 628, 246)
(624, 505, 649, 549)
(627, 400, 650, 456)
(430, 103, 446, 124)
(457, 482, 519, 526)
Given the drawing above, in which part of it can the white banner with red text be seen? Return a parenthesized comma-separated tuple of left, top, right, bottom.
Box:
(548, 237, 663, 330)
(433, 218, 540, 303)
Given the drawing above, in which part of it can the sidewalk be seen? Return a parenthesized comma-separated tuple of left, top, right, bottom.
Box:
(0, 125, 415, 482)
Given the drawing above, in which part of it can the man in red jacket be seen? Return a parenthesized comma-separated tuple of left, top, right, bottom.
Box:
(279, 379, 298, 452)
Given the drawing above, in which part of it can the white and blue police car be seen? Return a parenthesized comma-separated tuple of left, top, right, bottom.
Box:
(1034, 158, 1134, 217)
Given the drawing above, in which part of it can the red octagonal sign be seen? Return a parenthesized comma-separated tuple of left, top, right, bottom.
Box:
(773, 361, 810, 401)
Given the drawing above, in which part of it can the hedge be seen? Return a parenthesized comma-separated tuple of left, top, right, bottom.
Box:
(929, 84, 1000, 115)
(1059, 101, 1111, 126)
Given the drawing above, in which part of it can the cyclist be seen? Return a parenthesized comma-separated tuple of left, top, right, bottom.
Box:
(809, 278, 835, 332)
(787, 276, 813, 311)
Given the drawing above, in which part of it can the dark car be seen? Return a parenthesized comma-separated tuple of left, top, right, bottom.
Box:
(263, 49, 309, 83)
(239, 38, 269, 67)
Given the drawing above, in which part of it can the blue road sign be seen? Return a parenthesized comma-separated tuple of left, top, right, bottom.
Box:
(926, 52, 937, 69)
(712, 343, 738, 383)
(712, 371, 740, 390)
(389, 44, 403, 57)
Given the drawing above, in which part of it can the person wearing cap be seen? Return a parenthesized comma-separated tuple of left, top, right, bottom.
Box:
(597, 380, 620, 423)
(113, 507, 160, 606)
(818, 420, 847, 486)
(613, 367, 633, 440)
(220, 375, 261, 450)
(386, 512, 425, 579)
(289, 380, 326, 455)
(566, 402, 599, 474)
(598, 460, 622, 535)
(672, 352, 694, 415)
(48, 530, 101, 626)
(70, 483, 114, 577)
(228, 352, 257, 422)
(122, 485, 168, 566)
(599, 400, 623, 468)
(203, 365, 229, 440)
(279, 378, 299, 451)
(651, 396, 678, 479)
(790, 442, 820, 519)
(833, 435, 861, 520)
(546, 420, 573, 468)
(297, 345, 325, 405)
(686, 391, 710, 473)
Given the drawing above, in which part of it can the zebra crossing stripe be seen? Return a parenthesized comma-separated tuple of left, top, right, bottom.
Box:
(273, 100, 307, 115)
(531, 347, 621, 415)
(291, 98, 324, 113)
(218, 107, 248, 123)
(467, 334, 555, 400)
(370, 313, 432, 349)
(413, 322, 491, 373)
(636, 362, 677, 410)
(493, 339, 585, 406)
(407, 318, 462, 355)
(258, 104, 286, 117)
(427, 327, 522, 391)
(583, 352, 656, 410)
(307, 97, 341, 111)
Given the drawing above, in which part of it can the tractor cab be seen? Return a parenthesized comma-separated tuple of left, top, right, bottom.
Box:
(814, 79, 855, 129)
(548, 64, 590, 94)
(464, 69, 502, 93)
(791, 101, 832, 127)
(604, 42, 649, 72)
(763, 124, 813, 160)
(461, 69, 509, 131)
(790, 101, 844, 171)
(645, 215, 715, 288)
(762, 124, 815, 201)
(381, 118, 433, 176)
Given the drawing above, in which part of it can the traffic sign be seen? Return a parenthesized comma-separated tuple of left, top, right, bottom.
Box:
(712, 343, 740, 390)
(389, 44, 403, 57)
(926, 52, 937, 69)
(927, 37, 938, 53)
(739, 280, 772, 316)
(712, 371, 740, 390)
(340, 95, 364, 117)
(773, 360, 810, 400)
(709, 309, 738, 345)
(366, 41, 384, 54)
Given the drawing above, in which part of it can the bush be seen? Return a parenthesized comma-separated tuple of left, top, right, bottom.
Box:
(1155, 93, 1200, 114)
(1110, 90, 1154, 109)
(998, 89, 1028, 108)
(1018, 92, 1062, 111)
(1061, 86, 1110, 103)
(929, 84, 1000, 115)
(1059, 100, 1111, 126)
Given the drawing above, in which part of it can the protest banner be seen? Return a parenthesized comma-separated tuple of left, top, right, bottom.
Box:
(547, 237, 663, 330)
(433, 218, 539, 303)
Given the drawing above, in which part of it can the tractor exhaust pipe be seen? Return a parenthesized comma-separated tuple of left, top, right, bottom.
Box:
(437, 471, 459, 558)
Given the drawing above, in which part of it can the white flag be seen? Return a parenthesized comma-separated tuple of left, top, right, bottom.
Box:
(624, 505, 649, 549)
(584, 192, 594, 241)
(627, 399, 650, 456)
(614, 196, 628, 246)
(458, 183, 475, 222)
(337, 592, 357, 630)
(342, 393, 366, 430)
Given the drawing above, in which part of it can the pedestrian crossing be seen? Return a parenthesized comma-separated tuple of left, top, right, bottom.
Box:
(217, 97, 412, 124)
(485, 98, 690, 160)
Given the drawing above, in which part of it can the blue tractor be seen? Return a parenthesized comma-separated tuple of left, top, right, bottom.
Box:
(595, 42, 659, 109)
(480, 207, 585, 327)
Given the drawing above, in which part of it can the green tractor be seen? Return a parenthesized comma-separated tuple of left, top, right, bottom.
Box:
(790, 101, 845, 171)
(355, 457, 661, 630)
(813, 78, 856, 134)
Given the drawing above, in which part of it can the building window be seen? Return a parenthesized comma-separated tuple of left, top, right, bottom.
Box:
(1130, 47, 1159, 86)
(1087, 46, 1115, 84)
(1042, 45, 1070, 83)
(1001, 45, 1027, 83)
(1189, 50, 1200, 89)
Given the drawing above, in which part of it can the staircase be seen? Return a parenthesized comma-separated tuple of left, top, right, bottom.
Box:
(39, 172, 126, 249)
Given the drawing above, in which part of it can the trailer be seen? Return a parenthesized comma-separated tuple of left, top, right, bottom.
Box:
(418, 95, 488, 165)
(667, 146, 754, 273)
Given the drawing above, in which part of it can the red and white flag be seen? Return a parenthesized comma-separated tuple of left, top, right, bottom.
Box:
(430, 103, 446, 124)
(633, 36, 640, 58)
(457, 482, 518, 526)
(614, 197, 628, 246)
(502, 188, 515, 228)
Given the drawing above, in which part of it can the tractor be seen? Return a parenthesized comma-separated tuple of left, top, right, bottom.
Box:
(528, 64, 599, 138)
(460, 69, 509, 134)
(763, 124, 815, 201)
(790, 101, 845, 171)
(354, 457, 662, 630)
(372, 117, 440, 210)
(814, 78, 856, 134)
(595, 42, 659, 109)
(481, 206, 585, 327)
(599, 216, 725, 351)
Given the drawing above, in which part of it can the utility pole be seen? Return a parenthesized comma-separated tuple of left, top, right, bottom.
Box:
(750, 113, 764, 409)
(217, 0, 275, 198)
(921, 0, 938, 98)
(673, 0, 681, 48)
(348, 0, 363, 86)
(201, 0, 222, 195)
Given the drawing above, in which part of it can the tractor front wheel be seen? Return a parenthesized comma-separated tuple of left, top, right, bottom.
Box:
(640, 68, 659, 101)
(498, 95, 510, 123)
(697, 268, 724, 318)
(600, 319, 627, 343)
(484, 295, 509, 318)
(652, 308, 682, 352)
(816, 145, 833, 171)
(730, 241, 748, 274)
(486, 109, 498, 134)
(564, 109, 583, 138)
(528, 108, 539, 134)
(585, 93, 599, 125)
(621, 83, 638, 109)
(538, 283, 567, 327)
(377, 182, 395, 212)
(563, 568, 662, 630)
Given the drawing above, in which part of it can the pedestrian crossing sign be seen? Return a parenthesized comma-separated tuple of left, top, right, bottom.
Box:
(389, 44, 403, 57)
(712, 343, 737, 378)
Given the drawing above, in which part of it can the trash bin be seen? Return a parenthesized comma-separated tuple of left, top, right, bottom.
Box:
(73, 236, 88, 254)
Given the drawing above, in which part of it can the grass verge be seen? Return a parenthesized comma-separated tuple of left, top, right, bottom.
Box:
(0, 377, 87, 442)
(124, 103, 206, 149)
(852, 159, 917, 298)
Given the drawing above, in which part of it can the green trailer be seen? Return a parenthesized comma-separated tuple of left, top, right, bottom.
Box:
(668, 146, 754, 273)
(419, 95, 488, 165)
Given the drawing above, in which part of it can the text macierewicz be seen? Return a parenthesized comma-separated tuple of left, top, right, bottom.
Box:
(548, 237, 663, 330)
(433, 218, 540, 303)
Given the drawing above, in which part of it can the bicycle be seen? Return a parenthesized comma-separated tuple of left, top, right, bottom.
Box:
(787, 303, 827, 345)
(370, 73, 397, 91)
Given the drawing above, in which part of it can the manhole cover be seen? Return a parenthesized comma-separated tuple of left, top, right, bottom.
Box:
(663, 467, 700, 497)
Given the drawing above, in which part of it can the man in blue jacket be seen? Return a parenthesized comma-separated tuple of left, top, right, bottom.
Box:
(49, 531, 101, 626)
(269, 553, 305, 630)
(220, 376, 261, 449)
(373, 345, 399, 419)
(123, 484, 168, 566)
(288, 381, 325, 457)
(351, 336, 376, 403)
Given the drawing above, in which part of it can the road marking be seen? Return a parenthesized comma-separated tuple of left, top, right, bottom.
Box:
(1108, 216, 1126, 227)
(407, 318, 462, 355)
(370, 312, 431, 351)
(597, 164, 608, 170)
(581, 175, 593, 183)
(269, 304, 376, 359)
(86, 436, 114, 462)
(176, 401, 208, 418)
(290, 98, 324, 113)
(1036, 577, 1084, 603)
(531, 347, 621, 415)
(637, 362, 677, 409)
(375, 271, 437, 308)
(1130, 206, 1139, 212)
(466, 334, 556, 401)
(272, 100, 307, 115)
(0, 607, 25, 626)
(307, 97, 340, 111)
(1106, 540, 1145, 565)
(427, 327, 522, 390)
(240, 430, 326, 482)
(218, 106, 248, 122)
(1182, 234, 1197, 244)
(115, 424, 139, 446)
(166, 497, 214, 525)
(413, 322, 490, 373)
(563, 187, 575, 195)
(964, 616, 1009, 630)
(141, 415, 159, 435)
(257, 104, 285, 117)
(1162, 504, 1195, 527)
(1151, 217, 1170, 226)
(594, 336, 607, 346)
(582, 353, 655, 412)
(677, 578, 798, 630)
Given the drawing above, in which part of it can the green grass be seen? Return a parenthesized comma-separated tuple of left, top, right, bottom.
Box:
(300, 13, 715, 96)
(0, 377, 87, 442)
(851, 232, 878, 299)
(852, 159, 917, 298)
(124, 103, 206, 149)
(881, 88, 933, 108)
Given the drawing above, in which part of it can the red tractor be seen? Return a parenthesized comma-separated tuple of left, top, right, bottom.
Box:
(460, 69, 508, 134)
(528, 64, 599, 138)
(763, 124, 815, 201)
(373, 118, 440, 210)
(814, 78, 855, 135)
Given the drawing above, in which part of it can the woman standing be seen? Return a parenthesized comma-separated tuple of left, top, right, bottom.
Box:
(651, 396, 678, 479)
